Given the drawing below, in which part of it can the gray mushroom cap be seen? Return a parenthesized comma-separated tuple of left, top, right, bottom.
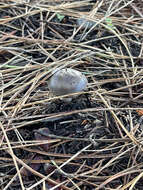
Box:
(76, 18, 96, 29)
(49, 68, 88, 97)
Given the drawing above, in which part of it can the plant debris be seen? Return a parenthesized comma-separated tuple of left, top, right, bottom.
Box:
(0, 0, 143, 189)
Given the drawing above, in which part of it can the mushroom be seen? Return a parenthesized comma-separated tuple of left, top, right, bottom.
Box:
(76, 18, 96, 29)
(48, 68, 88, 101)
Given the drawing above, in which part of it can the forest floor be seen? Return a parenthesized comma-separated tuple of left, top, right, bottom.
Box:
(0, 0, 143, 189)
